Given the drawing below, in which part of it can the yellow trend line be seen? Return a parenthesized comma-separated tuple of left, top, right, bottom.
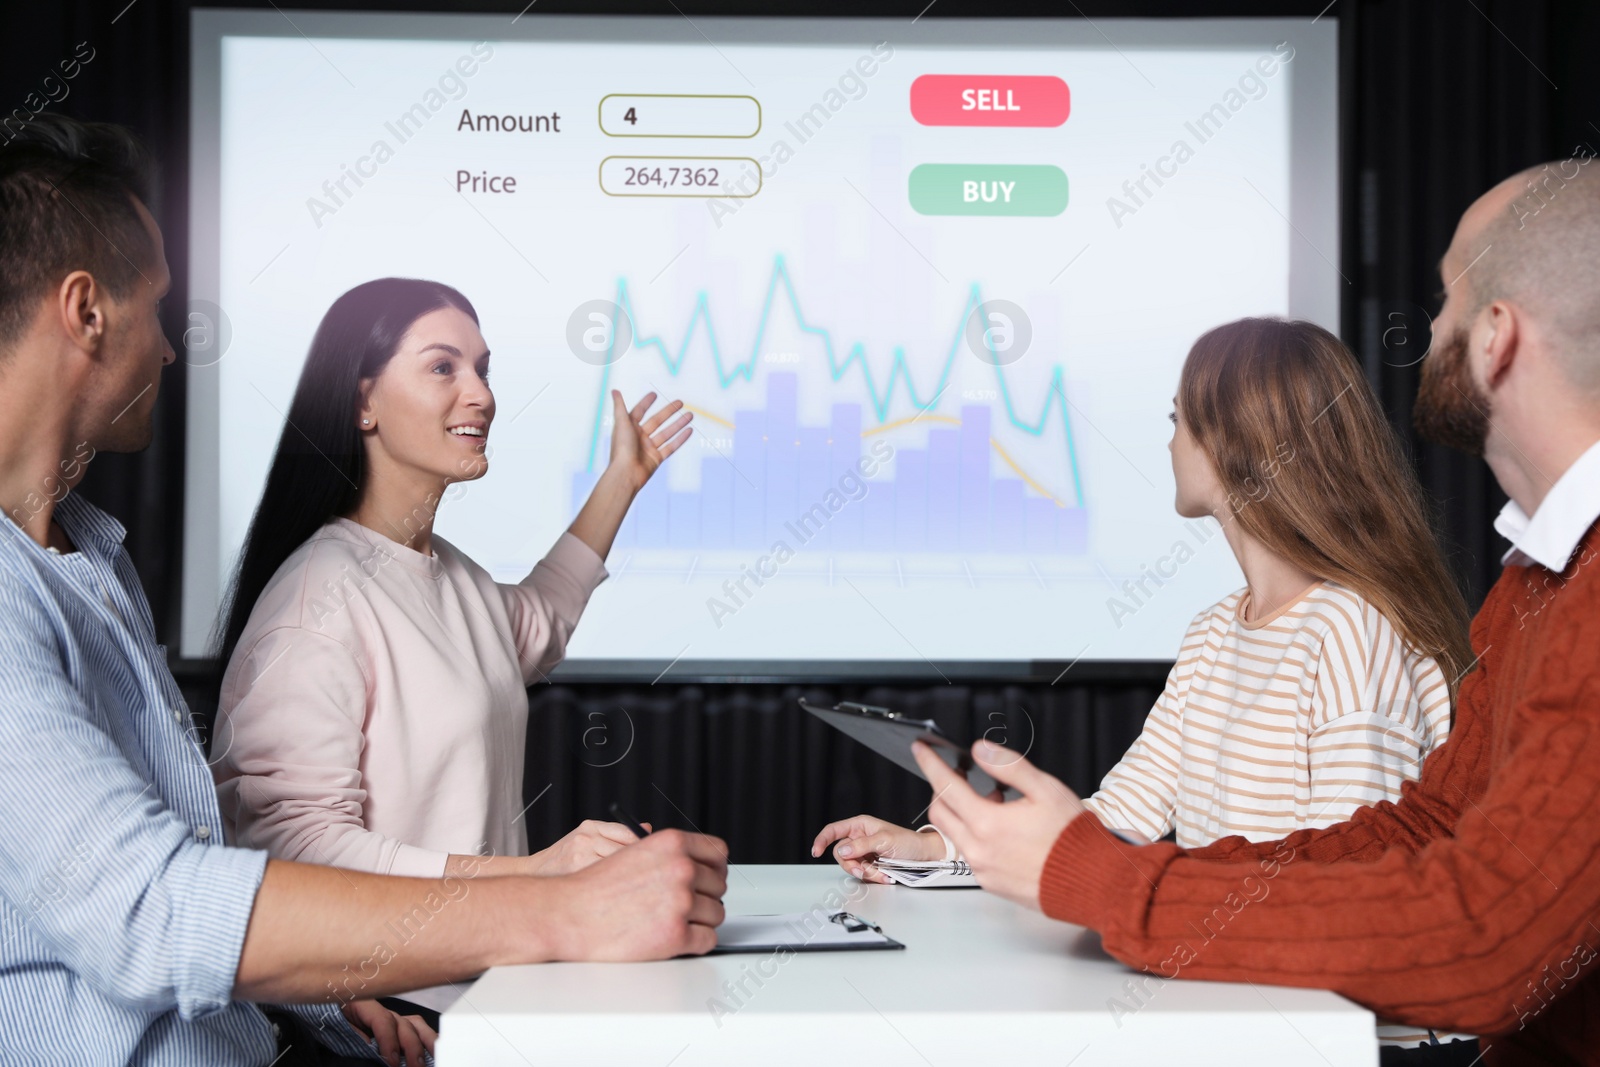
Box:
(987, 437, 1066, 508)
(860, 413, 962, 435)
(865, 414, 1067, 507)
(682, 402, 1067, 507)
(681, 402, 735, 429)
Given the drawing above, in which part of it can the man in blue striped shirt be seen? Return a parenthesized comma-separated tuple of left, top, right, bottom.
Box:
(0, 114, 728, 1066)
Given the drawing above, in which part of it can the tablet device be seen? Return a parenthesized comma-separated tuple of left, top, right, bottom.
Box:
(799, 699, 1019, 800)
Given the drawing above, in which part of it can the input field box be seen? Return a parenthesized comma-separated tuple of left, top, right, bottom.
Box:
(599, 94, 761, 138)
(599, 156, 761, 198)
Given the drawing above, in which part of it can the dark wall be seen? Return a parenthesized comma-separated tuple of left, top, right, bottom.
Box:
(3, 0, 1595, 860)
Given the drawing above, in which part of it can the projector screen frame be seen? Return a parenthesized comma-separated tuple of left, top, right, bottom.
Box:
(185, 7, 1340, 684)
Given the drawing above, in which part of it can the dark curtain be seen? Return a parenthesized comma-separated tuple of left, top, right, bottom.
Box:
(4, 0, 1595, 860)
(517, 682, 1156, 860)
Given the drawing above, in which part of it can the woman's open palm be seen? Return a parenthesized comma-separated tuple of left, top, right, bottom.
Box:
(609, 390, 693, 490)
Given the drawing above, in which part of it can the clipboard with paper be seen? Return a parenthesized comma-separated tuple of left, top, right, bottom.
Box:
(711, 910, 906, 954)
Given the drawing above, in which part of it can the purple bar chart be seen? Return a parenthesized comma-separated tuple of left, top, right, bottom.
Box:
(572, 373, 1088, 555)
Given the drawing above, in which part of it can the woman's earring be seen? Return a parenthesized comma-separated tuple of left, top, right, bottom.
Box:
(362, 418, 370, 425)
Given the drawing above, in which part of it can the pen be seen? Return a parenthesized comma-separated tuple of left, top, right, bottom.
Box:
(609, 800, 651, 839)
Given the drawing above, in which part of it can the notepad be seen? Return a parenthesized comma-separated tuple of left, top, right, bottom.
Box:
(711, 910, 905, 954)
(872, 858, 981, 889)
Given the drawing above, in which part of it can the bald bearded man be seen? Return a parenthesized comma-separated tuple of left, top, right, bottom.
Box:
(908, 155, 1600, 1067)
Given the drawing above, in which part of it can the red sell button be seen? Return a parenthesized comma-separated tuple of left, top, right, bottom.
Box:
(910, 74, 1070, 127)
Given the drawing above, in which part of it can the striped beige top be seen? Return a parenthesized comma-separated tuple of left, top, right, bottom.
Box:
(1084, 580, 1452, 850)
(1083, 580, 1460, 1047)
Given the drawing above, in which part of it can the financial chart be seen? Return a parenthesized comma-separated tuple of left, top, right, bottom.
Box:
(186, 14, 1338, 667)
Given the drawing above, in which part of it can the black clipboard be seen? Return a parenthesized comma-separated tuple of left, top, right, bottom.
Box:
(800, 699, 1019, 800)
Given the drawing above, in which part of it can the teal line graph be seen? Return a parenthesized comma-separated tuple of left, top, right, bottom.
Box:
(583, 254, 1086, 508)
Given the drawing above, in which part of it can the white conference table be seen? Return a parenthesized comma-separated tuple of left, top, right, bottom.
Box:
(438, 864, 1376, 1066)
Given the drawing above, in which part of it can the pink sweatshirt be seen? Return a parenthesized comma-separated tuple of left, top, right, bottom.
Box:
(213, 518, 606, 877)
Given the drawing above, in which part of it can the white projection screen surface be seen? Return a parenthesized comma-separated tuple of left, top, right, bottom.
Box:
(185, 12, 1338, 675)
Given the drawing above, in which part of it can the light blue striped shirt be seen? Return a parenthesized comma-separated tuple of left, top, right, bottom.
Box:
(0, 493, 376, 1065)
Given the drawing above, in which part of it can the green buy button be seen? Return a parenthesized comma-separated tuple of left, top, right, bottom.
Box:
(909, 164, 1068, 216)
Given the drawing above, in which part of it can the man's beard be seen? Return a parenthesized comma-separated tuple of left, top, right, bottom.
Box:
(1413, 326, 1490, 457)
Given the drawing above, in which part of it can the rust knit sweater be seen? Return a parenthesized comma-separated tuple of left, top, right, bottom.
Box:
(1040, 521, 1600, 1066)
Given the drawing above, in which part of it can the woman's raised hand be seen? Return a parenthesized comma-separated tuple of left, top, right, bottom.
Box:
(608, 390, 693, 492)
(567, 391, 694, 560)
(810, 813, 948, 884)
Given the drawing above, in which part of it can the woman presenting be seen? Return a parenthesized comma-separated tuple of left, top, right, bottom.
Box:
(211, 277, 689, 883)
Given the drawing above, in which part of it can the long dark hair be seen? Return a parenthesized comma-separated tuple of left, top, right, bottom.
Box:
(207, 278, 478, 724)
(1178, 317, 1475, 696)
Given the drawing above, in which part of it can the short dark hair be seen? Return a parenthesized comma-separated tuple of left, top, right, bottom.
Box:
(0, 112, 157, 347)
